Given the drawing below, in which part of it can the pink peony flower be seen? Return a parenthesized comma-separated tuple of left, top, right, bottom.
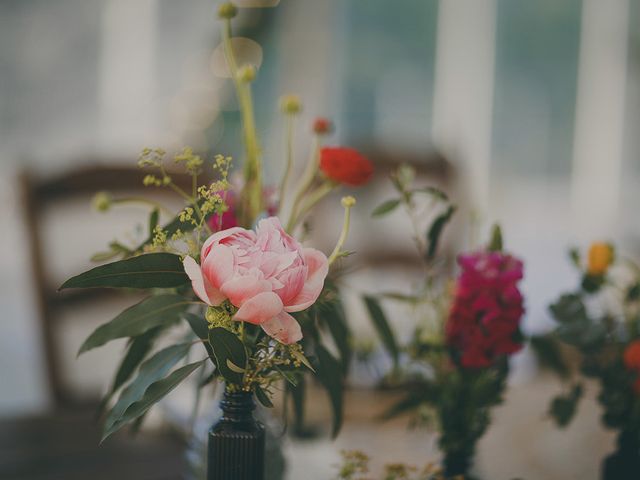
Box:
(445, 251, 525, 368)
(183, 217, 328, 344)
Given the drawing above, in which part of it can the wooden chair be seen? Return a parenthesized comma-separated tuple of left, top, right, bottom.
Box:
(20, 163, 197, 408)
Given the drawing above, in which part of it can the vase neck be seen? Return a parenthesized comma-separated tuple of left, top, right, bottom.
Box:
(220, 390, 255, 423)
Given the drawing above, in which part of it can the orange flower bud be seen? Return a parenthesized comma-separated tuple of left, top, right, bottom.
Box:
(587, 242, 614, 276)
(313, 117, 333, 135)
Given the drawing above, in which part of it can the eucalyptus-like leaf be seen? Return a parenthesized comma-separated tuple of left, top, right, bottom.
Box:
(103, 343, 192, 436)
(183, 312, 215, 358)
(60, 253, 189, 290)
(488, 223, 503, 252)
(255, 386, 274, 408)
(426, 205, 456, 260)
(549, 383, 583, 428)
(380, 391, 430, 420)
(363, 295, 399, 366)
(315, 344, 343, 438)
(78, 295, 190, 354)
(372, 198, 401, 217)
(102, 360, 204, 441)
(112, 328, 162, 395)
(148, 208, 160, 237)
(380, 291, 422, 304)
(208, 327, 247, 385)
(412, 186, 448, 201)
(317, 298, 351, 374)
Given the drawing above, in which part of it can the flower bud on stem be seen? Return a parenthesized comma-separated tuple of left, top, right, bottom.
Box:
(287, 134, 320, 230)
(220, 16, 262, 227)
(278, 96, 301, 216)
(328, 196, 356, 266)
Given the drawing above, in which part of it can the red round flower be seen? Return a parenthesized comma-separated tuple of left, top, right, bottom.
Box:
(319, 147, 373, 186)
(624, 340, 640, 371)
(313, 117, 333, 135)
(445, 251, 525, 368)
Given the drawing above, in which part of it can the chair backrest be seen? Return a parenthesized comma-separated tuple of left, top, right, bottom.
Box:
(20, 163, 196, 408)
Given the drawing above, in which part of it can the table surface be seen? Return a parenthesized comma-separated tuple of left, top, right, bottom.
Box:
(0, 410, 185, 480)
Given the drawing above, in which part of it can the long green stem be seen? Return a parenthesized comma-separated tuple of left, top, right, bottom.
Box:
(328, 197, 355, 266)
(288, 135, 320, 228)
(287, 180, 335, 232)
(278, 114, 295, 214)
(222, 18, 262, 226)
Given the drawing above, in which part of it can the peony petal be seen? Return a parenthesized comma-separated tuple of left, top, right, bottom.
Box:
(234, 291, 283, 325)
(182, 256, 225, 306)
(261, 311, 302, 344)
(273, 265, 307, 305)
(201, 227, 256, 260)
(202, 244, 235, 289)
(284, 248, 328, 312)
(220, 274, 271, 308)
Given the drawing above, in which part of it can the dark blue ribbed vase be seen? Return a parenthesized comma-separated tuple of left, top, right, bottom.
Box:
(207, 389, 265, 480)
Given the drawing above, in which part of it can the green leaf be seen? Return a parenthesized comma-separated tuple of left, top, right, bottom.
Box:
(488, 223, 503, 252)
(208, 327, 247, 385)
(372, 198, 402, 217)
(380, 392, 428, 420)
(90, 250, 123, 263)
(60, 253, 189, 290)
(581, 273, 605, 294)
(255, 386, 274, 408)
(102, 360, 204, 441)
(426, 205, 456, 260)
(627, 283, 640, 302)
(315, 344, 343, 438)
(549, 383, 583, 428)
(183, 312, 209, 340)
(78, 295, 189, 354)
(103, 343, 192, 436)
(568, 247, 581, 268)
(148, 208, 160, 237)
(380, 292, 422, 304)
(530, 335, 570, 379)
(317, 298, 352, 374)
(275, 366, 299, 386)
(288, 377, 306, 432)
(226, 359, 246, 373)
(412, 186, 448, 201)
(113, 328, 162, 393)
(182, 312, 215, 358)
(363, 295, 399, 366)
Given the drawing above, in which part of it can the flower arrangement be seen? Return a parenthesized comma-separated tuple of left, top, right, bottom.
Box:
(364, 166, 525, 479)
(543, 242, 640, 479)
(60, 1, 373, 452)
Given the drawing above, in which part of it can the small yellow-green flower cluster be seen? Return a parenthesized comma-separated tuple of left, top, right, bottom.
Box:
(212, 153, 232, 180)
(138, 147, 166, 168)
(206, 303, 237, 330)
(173, 147, 203, 175)
(92, 191, 112, 212)
(143, 174, 171, 187)
(179, 206, 198, 226)
(150, 225, 168, 250)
